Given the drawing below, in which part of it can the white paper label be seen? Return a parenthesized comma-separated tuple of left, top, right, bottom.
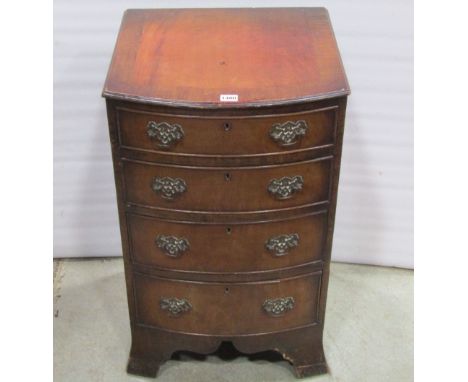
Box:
(220, 94, 238, 102)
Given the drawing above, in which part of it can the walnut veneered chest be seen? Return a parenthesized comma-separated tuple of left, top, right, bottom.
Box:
(103, 8, 349, 378)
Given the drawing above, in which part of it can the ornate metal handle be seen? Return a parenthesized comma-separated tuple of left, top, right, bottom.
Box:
(269, 120, 308, 146)
(263, 297, 295, 316)
(265, 233, 300, 257)
(156, 235, 190, 258)
(160, 298, 192, 316)
(267, 176, 304, 200)
(151, 176, 187, 200)
(146, 121, 184, 148)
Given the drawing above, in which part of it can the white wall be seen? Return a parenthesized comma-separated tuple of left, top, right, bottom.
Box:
(54, 1, 413, 268)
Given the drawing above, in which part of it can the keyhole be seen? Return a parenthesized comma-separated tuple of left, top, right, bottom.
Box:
(224, 172, 231, 181)
(226, 227, 232, 234)
(223, 122, 232, 131)
(224, 287, 230, 294)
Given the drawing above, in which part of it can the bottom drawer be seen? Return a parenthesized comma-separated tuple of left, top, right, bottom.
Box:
(134, 272, 321, 335)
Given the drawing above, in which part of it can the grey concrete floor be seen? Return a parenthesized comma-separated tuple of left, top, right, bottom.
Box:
(53, 259, 413, 382)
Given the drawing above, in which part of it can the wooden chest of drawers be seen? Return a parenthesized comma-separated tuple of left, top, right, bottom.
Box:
(103, 8, 349, 378)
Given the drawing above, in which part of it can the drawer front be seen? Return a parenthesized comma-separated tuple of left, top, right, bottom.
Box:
(123, 158, 332, 212)
(128, 213, 327, 273)
(117, 107, 336, 155)
(134, 273, 321, 335)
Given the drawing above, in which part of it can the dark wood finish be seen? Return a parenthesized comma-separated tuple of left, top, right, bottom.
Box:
(134, 272, 321, 335)
(117, 106, 337, 155)
(103, 8, 349, 107)
(103, 8, 349, 379)
(122, 157, 332, 212)
(128, 212, 327, 273)
(127, 324, 327, 378)
(116, 97, 341, 167)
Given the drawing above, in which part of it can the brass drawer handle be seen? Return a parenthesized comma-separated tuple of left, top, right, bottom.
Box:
(269, 120, 309, 146)
(265, 233, 300, 257)
(267, 176, 304, 200)
(151, 176, 187, 200)
(156, 235, 190, 258)
(263, 297, 295, 316)
(146, 121, 184, 148)
(160, 298, 192, 316)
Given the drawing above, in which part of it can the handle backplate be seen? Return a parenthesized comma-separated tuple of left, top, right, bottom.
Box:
(265, 233, 300, 256)
(263, 297, 295, 316)
(160, 297, 192, 316)
(269, 120, 309, 146)
(151, 176, 187, 200)
(156, 235, 190, 258)
(146, 121, 184, 149)
(267, 176, 304, 200)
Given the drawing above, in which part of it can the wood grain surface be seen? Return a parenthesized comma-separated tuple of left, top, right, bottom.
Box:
(103, 8, 349, 107)
(122, 157, 332, 212)
(134, 272, 321, 335)
(127, 211, 327, 273)
(117, 106, 337, 155)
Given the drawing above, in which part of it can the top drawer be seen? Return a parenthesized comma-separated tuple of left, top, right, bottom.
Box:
(116, 106, 337, 156)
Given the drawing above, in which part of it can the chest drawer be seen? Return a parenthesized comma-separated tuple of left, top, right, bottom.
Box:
(117, 107, 336, 156)
(122, 158, 332, 212)
(134, 272, 321, 335)
(128, 212, 327, 273)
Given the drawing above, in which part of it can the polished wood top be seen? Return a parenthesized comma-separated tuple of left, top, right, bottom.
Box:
(103, 8, 349, 108)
